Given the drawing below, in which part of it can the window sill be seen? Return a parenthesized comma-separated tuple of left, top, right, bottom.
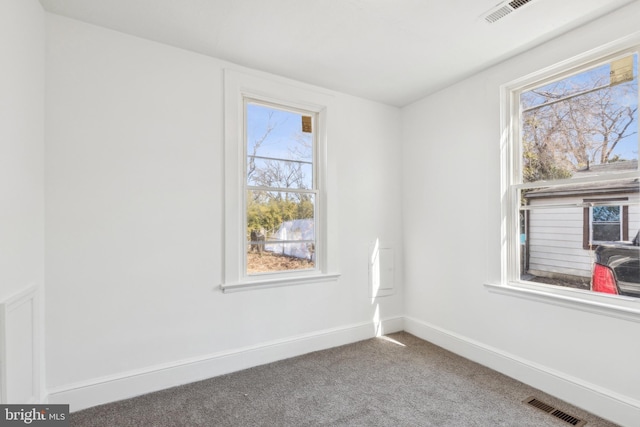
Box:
(220, 273, 341, 293)
(484, 282, 640, 323)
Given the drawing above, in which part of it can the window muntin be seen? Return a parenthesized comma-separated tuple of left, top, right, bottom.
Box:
(244, 100, 318, 275)
(509, 47, 639, 297)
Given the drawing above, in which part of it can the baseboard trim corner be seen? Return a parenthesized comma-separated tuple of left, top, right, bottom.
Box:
(403, 316, 640, 427)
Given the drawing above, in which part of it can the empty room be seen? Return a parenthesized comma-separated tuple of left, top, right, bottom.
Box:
(2, 0, 639, 426)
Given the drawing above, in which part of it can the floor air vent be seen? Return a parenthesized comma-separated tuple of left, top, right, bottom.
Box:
(523, 397, 586, 426)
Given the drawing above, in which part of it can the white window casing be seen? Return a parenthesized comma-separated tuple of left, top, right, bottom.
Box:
(488, 33, 640, 322)
(221, 69, 340, 292)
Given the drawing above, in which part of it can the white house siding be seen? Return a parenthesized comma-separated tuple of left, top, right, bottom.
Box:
(527, 198, 591, 278)
(527, 194, 640, 279)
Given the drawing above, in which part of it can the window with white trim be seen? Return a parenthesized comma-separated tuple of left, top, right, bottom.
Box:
(503, 39, 639, 301)
(222, 70, 339, 292)
(585, 202, 629, 248)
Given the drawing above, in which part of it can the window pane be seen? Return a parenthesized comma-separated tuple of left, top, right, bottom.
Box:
(247, 243, 315, 274)
(521, 53, 638, 184)
(245, 100, 318, 276)
(246, 102, 314, 189)
(246, 190, 315, 274)
(521, 64, 611, 108)
(520, 201, 591, 290)
(593, 223, 621, 242)
(521, 181, 640, 297)
(247, 157, 313, 189)
(592, 205, 620, 222)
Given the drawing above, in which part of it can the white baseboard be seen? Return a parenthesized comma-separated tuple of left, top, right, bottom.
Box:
(48, 315, 637, 425)
(47, 316, 404, 412)
(404, 316, 640, 427)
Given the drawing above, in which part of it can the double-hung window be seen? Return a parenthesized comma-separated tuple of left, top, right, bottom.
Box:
(222, 70, 339, 292)
(500, 37, 640, 309)
(586, 203, 629, 247)
(591, 205, 622, 243)
(245, 100, 318, 274)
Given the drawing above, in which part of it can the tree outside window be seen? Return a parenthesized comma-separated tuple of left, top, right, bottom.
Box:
(245, 102, 318, 274)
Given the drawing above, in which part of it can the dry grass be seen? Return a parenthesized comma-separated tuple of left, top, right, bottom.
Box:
(247, 250, 314, 274)
(527, 275, 590, 290)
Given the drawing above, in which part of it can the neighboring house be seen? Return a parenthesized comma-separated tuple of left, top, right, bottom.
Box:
(524, 160, 639, 280)
(265, 218, 315, 261)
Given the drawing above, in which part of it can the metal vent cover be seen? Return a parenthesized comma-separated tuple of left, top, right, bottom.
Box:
(524, 397, 587, 427)
(509, 0, 533, 9)
(483, 0, 535, 23)
(484, 5, 513, 23)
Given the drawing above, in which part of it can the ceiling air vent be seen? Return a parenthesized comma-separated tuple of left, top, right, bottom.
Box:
(483, 0, 534, 23)
(509, 0, 533, 9)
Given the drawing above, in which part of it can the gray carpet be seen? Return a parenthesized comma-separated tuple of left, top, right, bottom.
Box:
(70, 332, 619, 426)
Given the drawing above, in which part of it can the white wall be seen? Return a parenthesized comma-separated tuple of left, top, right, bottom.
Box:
(0, 0, 45, 301)
(401, 3, 640, 426)
(0, 0, 45, 403)
(44, 14, 404, 410)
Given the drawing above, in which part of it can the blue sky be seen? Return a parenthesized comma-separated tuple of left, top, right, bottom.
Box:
(521, 53, 638, 164)
(246, 102, 314, 189)
(246, 103, 313, 161)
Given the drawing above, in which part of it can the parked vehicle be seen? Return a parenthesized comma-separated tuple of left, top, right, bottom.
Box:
(591, 232, 640, 297)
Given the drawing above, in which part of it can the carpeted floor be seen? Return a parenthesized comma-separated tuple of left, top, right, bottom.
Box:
(70, 332, 619, 426)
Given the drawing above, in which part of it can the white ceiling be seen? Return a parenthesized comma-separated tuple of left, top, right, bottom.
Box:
(38, 0, 636, 106)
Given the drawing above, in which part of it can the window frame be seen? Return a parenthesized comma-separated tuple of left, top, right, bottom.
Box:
(222, 69, 340, 293)
(490, 34, 640, 322)
(583, 201, 629, 249)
